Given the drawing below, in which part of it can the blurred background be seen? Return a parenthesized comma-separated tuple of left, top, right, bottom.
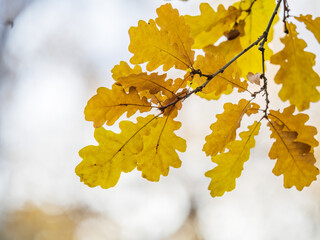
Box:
(0, 0, 320, 239)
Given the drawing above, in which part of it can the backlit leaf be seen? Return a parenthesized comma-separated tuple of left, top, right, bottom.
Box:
(111, 61, 142, 81)
(84, 84, 151, 128)
(137, 116, 186, 181)
(205, 121, 261, 197)
(268, 105, 319, 150)
(184, 3, 241, 49)
(116, 72, 174, 97)
(270, 23, 320, 111)
(236, 0, 278, 75)
(76, 115, 157, 189)
(129, 3, 194, 71)
(295, 14, 320, 44)
(268, 121, 319, 190)
(192, 51, 248, 100)
(201, 37, 243, 76)
(203, 99, 259, 156)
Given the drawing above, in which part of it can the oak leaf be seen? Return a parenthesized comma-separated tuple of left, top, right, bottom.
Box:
(295, 14, 320, 44)
(268, 121, 319, 190)
(268, 105, 319, 150)
(235, 0, 278, 75)
(137, 117, 186, 181)
(76, 115, 158, 189)
(116, 72, 174, 97)
(270, 23, 320, 111)
(184, 3, 241, 49)
(192, 51, 248, 100)
(205, 121, 261, 197)
(84, 84, 151, 128)
(111, 61, 142, 81)
(201, 37, 243, 76)
(203, 99, 259, 157)
(111, 61, 188, 103)
(128, 3, 194, 71)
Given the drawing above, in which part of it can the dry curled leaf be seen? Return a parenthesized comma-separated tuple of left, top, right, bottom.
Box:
(247, 72, 261, 85)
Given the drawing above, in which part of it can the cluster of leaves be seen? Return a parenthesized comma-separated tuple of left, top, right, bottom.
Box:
(76, 0, 320, 197)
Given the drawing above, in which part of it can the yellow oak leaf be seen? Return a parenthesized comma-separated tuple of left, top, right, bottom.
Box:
(270, 23, 320, 111)
(192, 52, 248, 100)
(84, 84, 151, 128)
(235, 0, 278, 75)
(237, 0, 277, 47)
(184, 3, 241, 49)
(203, 38, 242, 66)
(205, 121, 261, 197)
(268, 121, 319, 190)
(115, 72, 187, 118)
(137, 116, 186, 181)
(268, 105, 319, 150)
(111, 61, 142, 81)
(129, 3, 194, 71)
(295, 14, 320, 44)
(76, 115, 158, 189)
(171, 77, 188, 93)
(116, 72, 175, 97)
(201, 36, 243, 77)
(203, 99, 259, 157)
(161, 89, 186, 119)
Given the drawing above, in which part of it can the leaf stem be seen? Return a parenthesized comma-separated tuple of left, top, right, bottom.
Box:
(243, 0, 257, 14)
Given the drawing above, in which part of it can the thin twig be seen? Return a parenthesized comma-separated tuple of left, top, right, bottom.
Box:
(283, 0, 290, 34)
(258, 0, 282, 118)
(259, 48, 270, 118)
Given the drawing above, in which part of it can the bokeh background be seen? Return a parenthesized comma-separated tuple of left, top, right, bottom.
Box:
(0, 0, 320, 239)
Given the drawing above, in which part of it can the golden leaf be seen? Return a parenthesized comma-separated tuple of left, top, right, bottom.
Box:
(76, 115, 158, 189)
(295, 14, 320, 44)
(137, 116, 186, 181)
(111, 61, 142, 81)
(205, 121, 261, 197)
(128, 3, 194, 71)
(184, 3, 241, 49)
(203, 37, 242, 64)
(84, 84, 151, 128)
(236, 0, 278, 75)
(192, 51, 248, 100)
(268, 105, 319, 150)
(201, 36, 243, 76)
(268, 121, 319, 190)
(117, 72, 174, 97)
(270, 23, 320, 111)
(203, 99, 259, 157)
